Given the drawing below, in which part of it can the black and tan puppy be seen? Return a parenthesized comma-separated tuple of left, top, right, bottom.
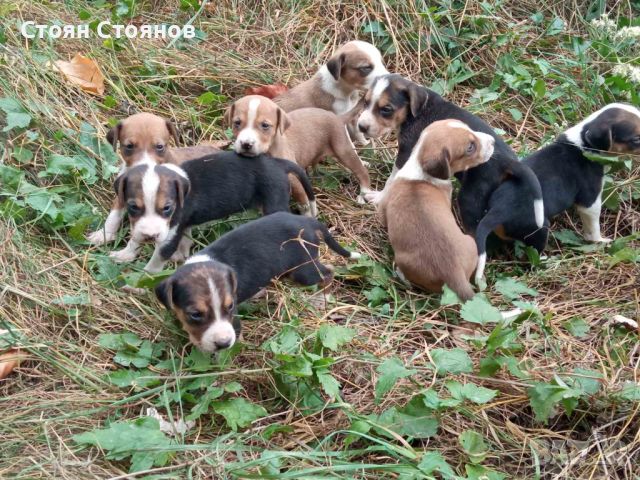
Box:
(356, 74, 544, 280)
(155, 212, 361, 353)
(484, 103, 640, 260)
(109, 151, 315, 273)
(87, 112, 222, 246)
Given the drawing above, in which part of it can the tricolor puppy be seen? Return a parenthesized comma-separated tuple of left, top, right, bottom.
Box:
(274, 40, 388, 115)
(485, 103, 640, 257)
(109, 151, 316, 273)
(357, 74, 544, 281)
(380, 120, 494, 301)
(87, 112, 220, 245)
(154, 212, 361, 353)
(229, 95, 374, 205)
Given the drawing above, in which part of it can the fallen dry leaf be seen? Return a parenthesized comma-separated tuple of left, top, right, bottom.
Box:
(244, 83, 288, 99)
(0, 349, 26, 379)
(54, 53, 105, 96)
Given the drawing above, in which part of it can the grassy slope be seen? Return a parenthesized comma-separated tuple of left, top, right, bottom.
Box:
(1, 0, 639, 478)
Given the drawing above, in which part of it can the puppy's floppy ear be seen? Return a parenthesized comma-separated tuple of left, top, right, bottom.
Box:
(584, 122, 612, 151)
(326, 52, 345, 81)
(406, 82, 429, 117)
(155, 277, 174, 310)
(174, 174, 191, 208)
(166, 120, 180, 146)
(224, 104, 235, 128)
(226, 268, 237, 297)
(424, 148, 451, 180)
(106, 122, 122, 150)
(113, 172, 128, 206)
(276, 107, 291, 134)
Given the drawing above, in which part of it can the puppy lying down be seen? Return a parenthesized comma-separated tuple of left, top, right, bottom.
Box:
(155, 212, 361, 353)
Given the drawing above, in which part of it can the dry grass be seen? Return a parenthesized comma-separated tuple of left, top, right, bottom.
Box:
(1, 0, 639, 478)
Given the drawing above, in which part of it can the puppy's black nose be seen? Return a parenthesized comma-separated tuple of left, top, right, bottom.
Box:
(215, 339, 232, 350)
(358, 123, 369, 134)
(240, 141, 254, 151)
(141, 233, 158, 242)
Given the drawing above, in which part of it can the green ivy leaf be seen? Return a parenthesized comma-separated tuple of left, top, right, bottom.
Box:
(3, 112, 32, 132)
(618, 382, 640, 401)
(431, 348, 473, 375)
(99, 332, 143, 350)
(374, 401, 438, 439)
(317, 371, 341, 400)
(211, 397, 267, 431)
(527, 379, 582, 423)
(11, 146, 33, 163)
(563, 368, 602, 396)
(73, 417, 172, 473)
(186, 386, 225, 421)
(465, 463, 507, 480)
(460, 295, 502, 325)
(446, 380, 498, 404)
(563, 317, 590, 338)
(440, 284, 461, 306)
(417, 451, 456, 479)
(317, 325, 356, 351)
(460, 430, 488, 463)
(375, 357, 417, 403)
(107, 368, 160, 389)
(495, 277, 538, 300)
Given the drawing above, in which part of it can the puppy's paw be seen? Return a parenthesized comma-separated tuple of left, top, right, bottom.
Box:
(474, 274, 487, 291)
(121, 285, 147, 296)
(87, 229, 115, 246)
(356, 194, 366, 205)
(363, 190, 383, 204)
(110, 248, 137, 263)
(584, 233, 612, 243)
(361, 160, 371, 168)
(170, 250, 187, 262)
(353, 132, 370, 146)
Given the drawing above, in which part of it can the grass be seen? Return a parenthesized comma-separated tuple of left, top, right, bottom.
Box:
(1, 0, 640, 478)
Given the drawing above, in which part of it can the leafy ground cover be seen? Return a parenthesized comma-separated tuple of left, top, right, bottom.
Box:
(1, 1, 639, 478)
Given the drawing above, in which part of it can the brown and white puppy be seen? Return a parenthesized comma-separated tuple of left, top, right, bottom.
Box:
(229, 95, 375, 205)
(87, 112, 221, 246)
(379, 120, 495, 301)
(274, 40, 388, 115)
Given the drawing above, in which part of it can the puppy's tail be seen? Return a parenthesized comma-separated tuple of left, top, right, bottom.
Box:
(473, 210, 506, 285)
(510, 162, 544, 228)
(274, 158, 317, 216)
(316, 222, 361, 260)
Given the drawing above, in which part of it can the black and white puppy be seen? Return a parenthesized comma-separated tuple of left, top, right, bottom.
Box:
(356, 74, 544, 280)
(155, 212, 361, 353)
(109, 151, 316, 273)
(483, 103, 640, 261)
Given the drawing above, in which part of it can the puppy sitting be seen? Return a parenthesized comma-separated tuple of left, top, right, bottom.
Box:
(229, 95, 375, 205)
(380, 120, 495, 301)
(155, 211, 361, 353)
(485, 103, 640, 256)
(87, 112, 220, 245)
(357, 74, 544, 281)
(110, 151, 316, 273)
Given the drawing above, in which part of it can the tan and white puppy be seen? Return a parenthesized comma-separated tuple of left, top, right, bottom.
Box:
(86, 113, 219, 245)
(274, 40, 388, 115)
(228, 95, 375, 206)
(379, 120, 495, 301)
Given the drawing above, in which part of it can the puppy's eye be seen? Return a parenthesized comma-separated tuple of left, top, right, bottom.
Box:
(127, 202, 141, 215)
(226, 300, 235, 312)
(124, 143, 135, 153)
(188, 311, 204, 323)
(467, 142, 476, 154)
(232, 119, 241, 129)
(631, 135, 640, 145)
(161, 203, 174, 217)
(359, 65, 373, 75)
(379, 105, 394, 117)
(260, 122, 271, 131)
(156, 144, 165, 153)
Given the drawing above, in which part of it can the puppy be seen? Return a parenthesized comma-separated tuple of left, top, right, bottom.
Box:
(483, 103, 640, 260)
(110, 151, 316, 273)
(87, 112, 220, 245)
(380, 120, 494, 301)
(274, 40, 387, 115)
(228, 95, 374, 205)
(357, 74, 544, 280)
(155, 212, 361, 353)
